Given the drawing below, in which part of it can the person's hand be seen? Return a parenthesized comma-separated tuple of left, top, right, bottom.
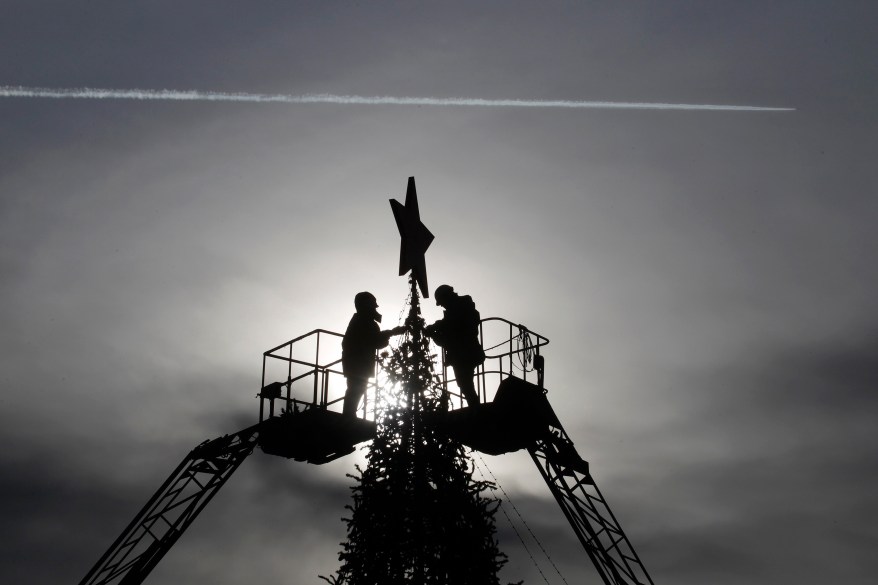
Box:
(392, 325, 406, 335)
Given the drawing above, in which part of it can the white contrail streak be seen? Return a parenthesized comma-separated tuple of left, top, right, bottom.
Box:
(0, 86, 794, 112)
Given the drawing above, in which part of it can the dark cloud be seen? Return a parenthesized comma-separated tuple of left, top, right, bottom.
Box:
(0, 415, 354, 585)
(606, 330, 878, 584)
(0, 452, 134, 583)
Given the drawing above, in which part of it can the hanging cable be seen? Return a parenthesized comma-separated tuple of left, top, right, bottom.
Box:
(515, 325, 536, 372)
(473, 451, 571, 585)
(481, 325, 536, 374)
(470, 455, 551, 585)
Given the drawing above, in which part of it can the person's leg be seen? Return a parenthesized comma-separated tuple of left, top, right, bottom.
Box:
(343, 378, 367, 417)
(453, 364, 479, 407)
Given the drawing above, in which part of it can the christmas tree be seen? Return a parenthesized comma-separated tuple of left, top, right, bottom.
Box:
(326, 276, 510, 585)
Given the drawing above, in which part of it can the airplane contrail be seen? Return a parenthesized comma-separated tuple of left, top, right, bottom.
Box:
(0, 85, 794, 112)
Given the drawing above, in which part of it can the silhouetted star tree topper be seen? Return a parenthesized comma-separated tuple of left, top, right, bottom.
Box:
(390, 176, 434, 297)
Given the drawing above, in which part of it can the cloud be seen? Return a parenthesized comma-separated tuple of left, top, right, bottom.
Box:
(610, 328, 878, 584)
(0, 409, 355, 585)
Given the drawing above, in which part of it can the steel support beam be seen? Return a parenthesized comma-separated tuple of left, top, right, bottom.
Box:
(78, 425, 260, 585)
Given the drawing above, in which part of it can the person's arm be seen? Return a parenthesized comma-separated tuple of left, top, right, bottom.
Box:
(376, 325, 405, 348)
(425, 320, 446, 346)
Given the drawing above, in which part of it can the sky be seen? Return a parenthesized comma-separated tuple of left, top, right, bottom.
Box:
(1, 2, 876, 584)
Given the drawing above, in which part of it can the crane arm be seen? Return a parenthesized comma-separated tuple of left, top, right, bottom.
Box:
(440, 374, 656, 585)
(527, 411, 654, 585)
(78, 424, 260, 585)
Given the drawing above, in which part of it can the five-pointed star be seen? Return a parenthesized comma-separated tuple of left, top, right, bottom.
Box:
(389, 176, 435, 297)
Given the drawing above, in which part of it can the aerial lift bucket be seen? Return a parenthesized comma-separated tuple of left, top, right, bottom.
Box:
(432, 376, 560, 455)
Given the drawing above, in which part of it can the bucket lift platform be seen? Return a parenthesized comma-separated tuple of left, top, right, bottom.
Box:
(257, 329, 379, 464)
(259, 408, 376, 464)
(432, 376, 558, 455)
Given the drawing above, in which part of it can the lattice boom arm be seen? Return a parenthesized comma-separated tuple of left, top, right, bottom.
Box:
(78, 424, 260, 585)
(527, 408, 654, 585)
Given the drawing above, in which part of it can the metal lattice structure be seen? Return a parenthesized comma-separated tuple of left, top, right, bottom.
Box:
(78, 425, 260, 585)
(529, 423, 654, 585)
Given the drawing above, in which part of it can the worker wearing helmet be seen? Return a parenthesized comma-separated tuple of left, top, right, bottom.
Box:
(426, 284, 486, 407)
(342, 292, 405, 417)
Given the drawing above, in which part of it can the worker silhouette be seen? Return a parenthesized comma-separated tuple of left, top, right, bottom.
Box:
(342, 292, 405, 417)
(426, 284, 486, 407)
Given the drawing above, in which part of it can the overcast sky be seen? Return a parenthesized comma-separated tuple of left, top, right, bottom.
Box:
(1, 2, 877, 584)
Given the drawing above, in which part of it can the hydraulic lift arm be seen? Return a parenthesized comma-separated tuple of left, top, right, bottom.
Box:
(528, 412, 654, 585)
(439, 372, 656, 585)
(78, 424, 260, 585)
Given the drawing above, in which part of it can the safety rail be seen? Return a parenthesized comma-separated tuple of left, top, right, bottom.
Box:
(260, 329, 386, 422)
(438, 317, 550, 409)
(260, 318, 548, 418)
(261, 329, 341, 419)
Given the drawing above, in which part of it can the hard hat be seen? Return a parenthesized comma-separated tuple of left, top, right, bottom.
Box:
(434, 284, 454, 303)
(354, 291, 378, 312)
